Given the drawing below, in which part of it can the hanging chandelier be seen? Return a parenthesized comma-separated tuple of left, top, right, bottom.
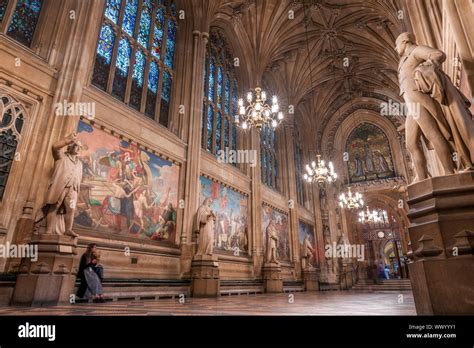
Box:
(358, 207, 388, 225)
(339, 187, 364, 209)
(234, 87, 284, 131)
(303, 155, 337, 185)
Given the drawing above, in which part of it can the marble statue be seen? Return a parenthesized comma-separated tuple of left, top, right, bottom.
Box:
(302, 234, 315, 270)
(396, 32, 474, 183)
(265, 220, 279, 265)
(194, 198, 216, 256)
(44, 133, 83, 237)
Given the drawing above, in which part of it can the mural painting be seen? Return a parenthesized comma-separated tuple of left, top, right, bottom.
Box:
(199, 176, 249, 254)
(298, 221, 317, 266)
(346, 123, 394, 183)
(262, 205, 290, 262)
(74, 121, 180, 244)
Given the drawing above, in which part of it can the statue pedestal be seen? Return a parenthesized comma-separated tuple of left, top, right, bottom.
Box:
(263, 263, 283, 293)
(190, 255, 220, 297)
(302, 268, 319, 291)
(406, 172, 474, 315)
(11, 233, 78, 306)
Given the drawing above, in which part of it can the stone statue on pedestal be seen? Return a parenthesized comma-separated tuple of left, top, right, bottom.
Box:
(194, 198, 216, 256)
(265, 220, 279, 265)
(44, 133, 83, 237)
(396, 32, 474, 183)
(302, 234, 315, 270)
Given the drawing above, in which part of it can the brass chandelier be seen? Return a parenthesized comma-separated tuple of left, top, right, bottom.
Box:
(338, 187, 364, 209)
(303, 155, 337, 184)
(235, 87, 283, 131)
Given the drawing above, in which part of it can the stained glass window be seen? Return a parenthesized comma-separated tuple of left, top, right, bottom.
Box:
(112, 37, 131, 100)
(202, 29, 239, 162)
(294, 138, 306, 206)
(130, 49, 145, 110)
(0, 96, 25, 201)
(105, 0, 121, 24)
(164, 19, 176, 69)
(122, 0, 138, 36)
(137, 0, 152, 47)
(7, 0, 43, 47)
(92, 0, 177, 127)
(160, 70, 171, 126)
(146, 60, 159, 116)
(261, 125, 278, 190)
(0, 0, 8, 22)
(92, 24, 115, 90)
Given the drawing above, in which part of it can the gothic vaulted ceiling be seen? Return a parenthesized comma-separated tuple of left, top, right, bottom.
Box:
(209, 0, 410, 150)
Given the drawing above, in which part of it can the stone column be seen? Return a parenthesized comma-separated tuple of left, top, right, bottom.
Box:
(406, 172, 474, 315)
(181, 30, 208, 279)
(284, 126, 301, 278)
(443, 0, 474, 94)
(311, 184, 325, 285)
(10, 0, 105, 306)
(250, 128, 264, 278)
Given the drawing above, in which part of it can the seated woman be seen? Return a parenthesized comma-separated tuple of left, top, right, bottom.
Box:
(77, 243, 105, 303)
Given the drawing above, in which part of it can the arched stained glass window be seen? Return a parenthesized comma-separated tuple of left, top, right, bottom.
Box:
(261, 125, 278, 190)
(202, 29, 238, 161)
(0, 95, 25, 200)
(92, 0, 177, 127)
(5, 0, 43, 47)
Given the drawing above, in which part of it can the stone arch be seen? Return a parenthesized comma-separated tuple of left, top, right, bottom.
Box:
(328, 109, 407, 184)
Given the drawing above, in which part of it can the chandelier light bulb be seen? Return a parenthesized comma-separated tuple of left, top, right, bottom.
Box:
(242, 121, 248, 129)
(255, 102, 262, 111)
(261, 91, 267, 101)
(271, 119, 277, 128)
(238, 98, 244, 107)
(278, 112, 284, 120)
(247, 92, 253, 102)
(272, 96, 278, 104)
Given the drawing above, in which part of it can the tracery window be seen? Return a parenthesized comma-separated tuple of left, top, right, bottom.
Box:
(0, 95, 24, 200)
(260, 125, 278, 190)
(0, 0, 44, 47)
(202, 29, 238, 159)
(92, 0, 177, 127)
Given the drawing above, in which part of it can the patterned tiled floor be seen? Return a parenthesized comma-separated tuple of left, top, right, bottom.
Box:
(0, 291, 416, 316)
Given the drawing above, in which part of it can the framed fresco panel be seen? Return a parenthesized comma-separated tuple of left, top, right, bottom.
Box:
(74, 121, 180, 245)
(199, 176, 249, 255)
(262, 205, 290, 262)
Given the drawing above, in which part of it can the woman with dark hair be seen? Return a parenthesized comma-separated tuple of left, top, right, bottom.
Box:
(76, 243, 105, 303)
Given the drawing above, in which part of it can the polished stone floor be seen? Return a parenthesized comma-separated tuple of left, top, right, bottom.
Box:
(0, 290, 416, 316)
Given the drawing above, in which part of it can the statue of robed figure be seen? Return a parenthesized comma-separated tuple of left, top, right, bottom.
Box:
(193, 198, 217, 256)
